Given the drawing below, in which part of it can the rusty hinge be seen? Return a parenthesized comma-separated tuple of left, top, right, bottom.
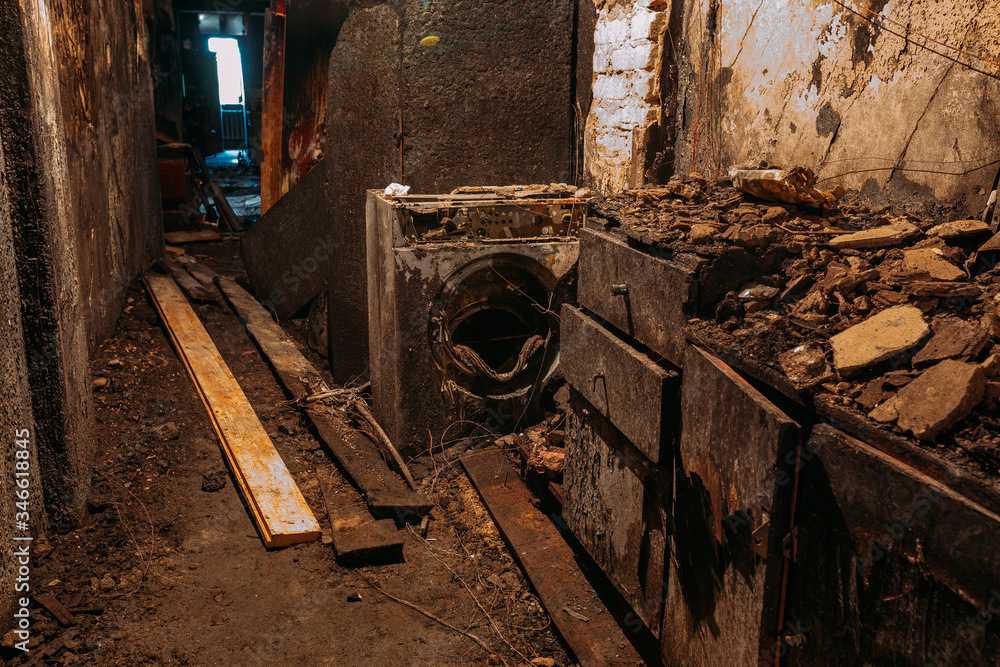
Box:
(751, 522, 804, 562)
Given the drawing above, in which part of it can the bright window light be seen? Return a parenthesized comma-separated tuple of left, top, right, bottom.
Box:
(207, 37, 244, 106)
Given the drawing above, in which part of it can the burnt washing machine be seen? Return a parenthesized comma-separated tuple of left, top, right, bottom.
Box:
(366, 187, 585, 455)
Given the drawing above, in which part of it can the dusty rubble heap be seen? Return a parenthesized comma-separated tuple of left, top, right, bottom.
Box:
(592, 173, 1000, 469)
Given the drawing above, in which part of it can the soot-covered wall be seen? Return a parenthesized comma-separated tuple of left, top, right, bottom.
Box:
(587, 0, 1000, 215)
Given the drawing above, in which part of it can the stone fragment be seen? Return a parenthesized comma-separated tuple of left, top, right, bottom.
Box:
(894, 360, 986, 440)
(688, 223, 717, 244)
(912, 319, 990, 367)
(665, 180, 698, 200)
(901, 248, 965, 281)
(779, 342, 832, 389)
(868, 394, 899, 423)
(830, 305, 929, 375)
(738, 285, 779, 301)
(761, 206, 789, 224)
(981, 353, 1000, 378)
(828, 218, 919, 249)
(927, 219, 990, 240)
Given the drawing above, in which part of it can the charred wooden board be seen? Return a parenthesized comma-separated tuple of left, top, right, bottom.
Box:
(462, 446, 644, 667)
(318, 466, 404, 564)
(216, 276, 431, 521)
(561, 304, 679, 462)
(662, 346, 799, 667)
(564, 387, 669, 637)
(163, 259, 219, 302)
(814, 395, 1000, 519)
(784, 424, 1000, 666)
(578, 228, 699, 367)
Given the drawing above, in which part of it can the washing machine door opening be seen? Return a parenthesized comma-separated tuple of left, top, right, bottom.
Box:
(430, 258, 555, 401)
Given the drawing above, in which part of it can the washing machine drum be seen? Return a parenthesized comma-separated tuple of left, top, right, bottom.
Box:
(429, 255, 557, 405)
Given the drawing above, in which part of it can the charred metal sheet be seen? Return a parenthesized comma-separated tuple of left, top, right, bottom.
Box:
(564, 387, 669, 637)
(578, 228, 700, 367)
(784, 425, 1000, 666)
(662, 346, 799, 667)
(461, 446, 643, 667)
(561, 304, 678, 462)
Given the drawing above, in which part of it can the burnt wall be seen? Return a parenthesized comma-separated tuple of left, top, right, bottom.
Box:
(671, 0, 1000, 213)
(280, 0, 349, 194)
(49, 0, 163, 348)
(397, 0, 575, 191)
(0, 132, 42, 636)
(0, 0, 162, 585)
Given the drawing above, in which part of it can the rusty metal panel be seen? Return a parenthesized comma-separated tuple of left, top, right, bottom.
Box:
(561, 304, 678, 462)
(783, 424, 1000, 666)
(564, 387, 669, 637)
(461, 447, 644, 667)
(578, 228, 699, 367)
(662, 346, 799, 666)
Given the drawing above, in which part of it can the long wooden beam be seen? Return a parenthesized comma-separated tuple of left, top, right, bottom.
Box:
(144, 273, 320, 547)
(215, 276, 431, 520)
(462, 447, 643, 667)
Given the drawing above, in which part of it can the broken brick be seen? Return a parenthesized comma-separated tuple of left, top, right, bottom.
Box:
(830, 305, 929, 375)
(894, 360, 986, 441)
(828, 218, 919, 250)
(912, 319, 990, 368)
(901, 248, 965, 282)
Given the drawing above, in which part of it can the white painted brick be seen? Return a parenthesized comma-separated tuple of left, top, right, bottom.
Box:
(630, 9, 658, 42)
(595, 16, 630, 45)
(610, 40, 654, 71)
(593, 73, 634, 101)
(593, 43, 614, 73)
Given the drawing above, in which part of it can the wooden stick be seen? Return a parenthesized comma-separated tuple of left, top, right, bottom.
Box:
(357, 572, 501, 662)
(144, 273, 320, 547)
(351, 397, 417, 490)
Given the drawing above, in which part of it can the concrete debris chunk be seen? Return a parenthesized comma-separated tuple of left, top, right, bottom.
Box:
(927, 219, 990, 240)
(894, 360, 986, 441)
(912, 319, 990, 367)
(868, 394, 899, 423)
(901, 248, 965, 281)
(779, 342, 832, 389)
(830, 305, 929, 375)
(828, 218, 919, 250)
(688, 223, 717, 244)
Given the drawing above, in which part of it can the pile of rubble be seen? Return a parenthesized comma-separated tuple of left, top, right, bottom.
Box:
(593, 169, 1000, 471)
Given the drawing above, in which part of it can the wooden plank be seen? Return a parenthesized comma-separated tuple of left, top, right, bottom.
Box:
(163, 260, 218, 302)
(662, 346, 799, 667)
(144, 272, 320, 547)
(164, 230, 222, 244)
(578, 228, 700, 367)
(318, 466, 404, 564)
(261, 0, 286, 214)
(462, 447, 644, 667)
(216, 276, 431, 520)
(164, 244, 185, 257)
(561, 304, 678, 462)
(564, 387, 669, 637)
(33, 592, 76, 626)
(177, 257, 221, 292)
(783, 424, 1000, 666)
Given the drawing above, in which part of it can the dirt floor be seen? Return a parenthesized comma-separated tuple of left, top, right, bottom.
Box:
(4, 240, 577, 667)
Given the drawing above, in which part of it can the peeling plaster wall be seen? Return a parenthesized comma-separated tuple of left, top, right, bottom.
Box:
(673, 0, 1000, 212)
(585, 0, 673, 193)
